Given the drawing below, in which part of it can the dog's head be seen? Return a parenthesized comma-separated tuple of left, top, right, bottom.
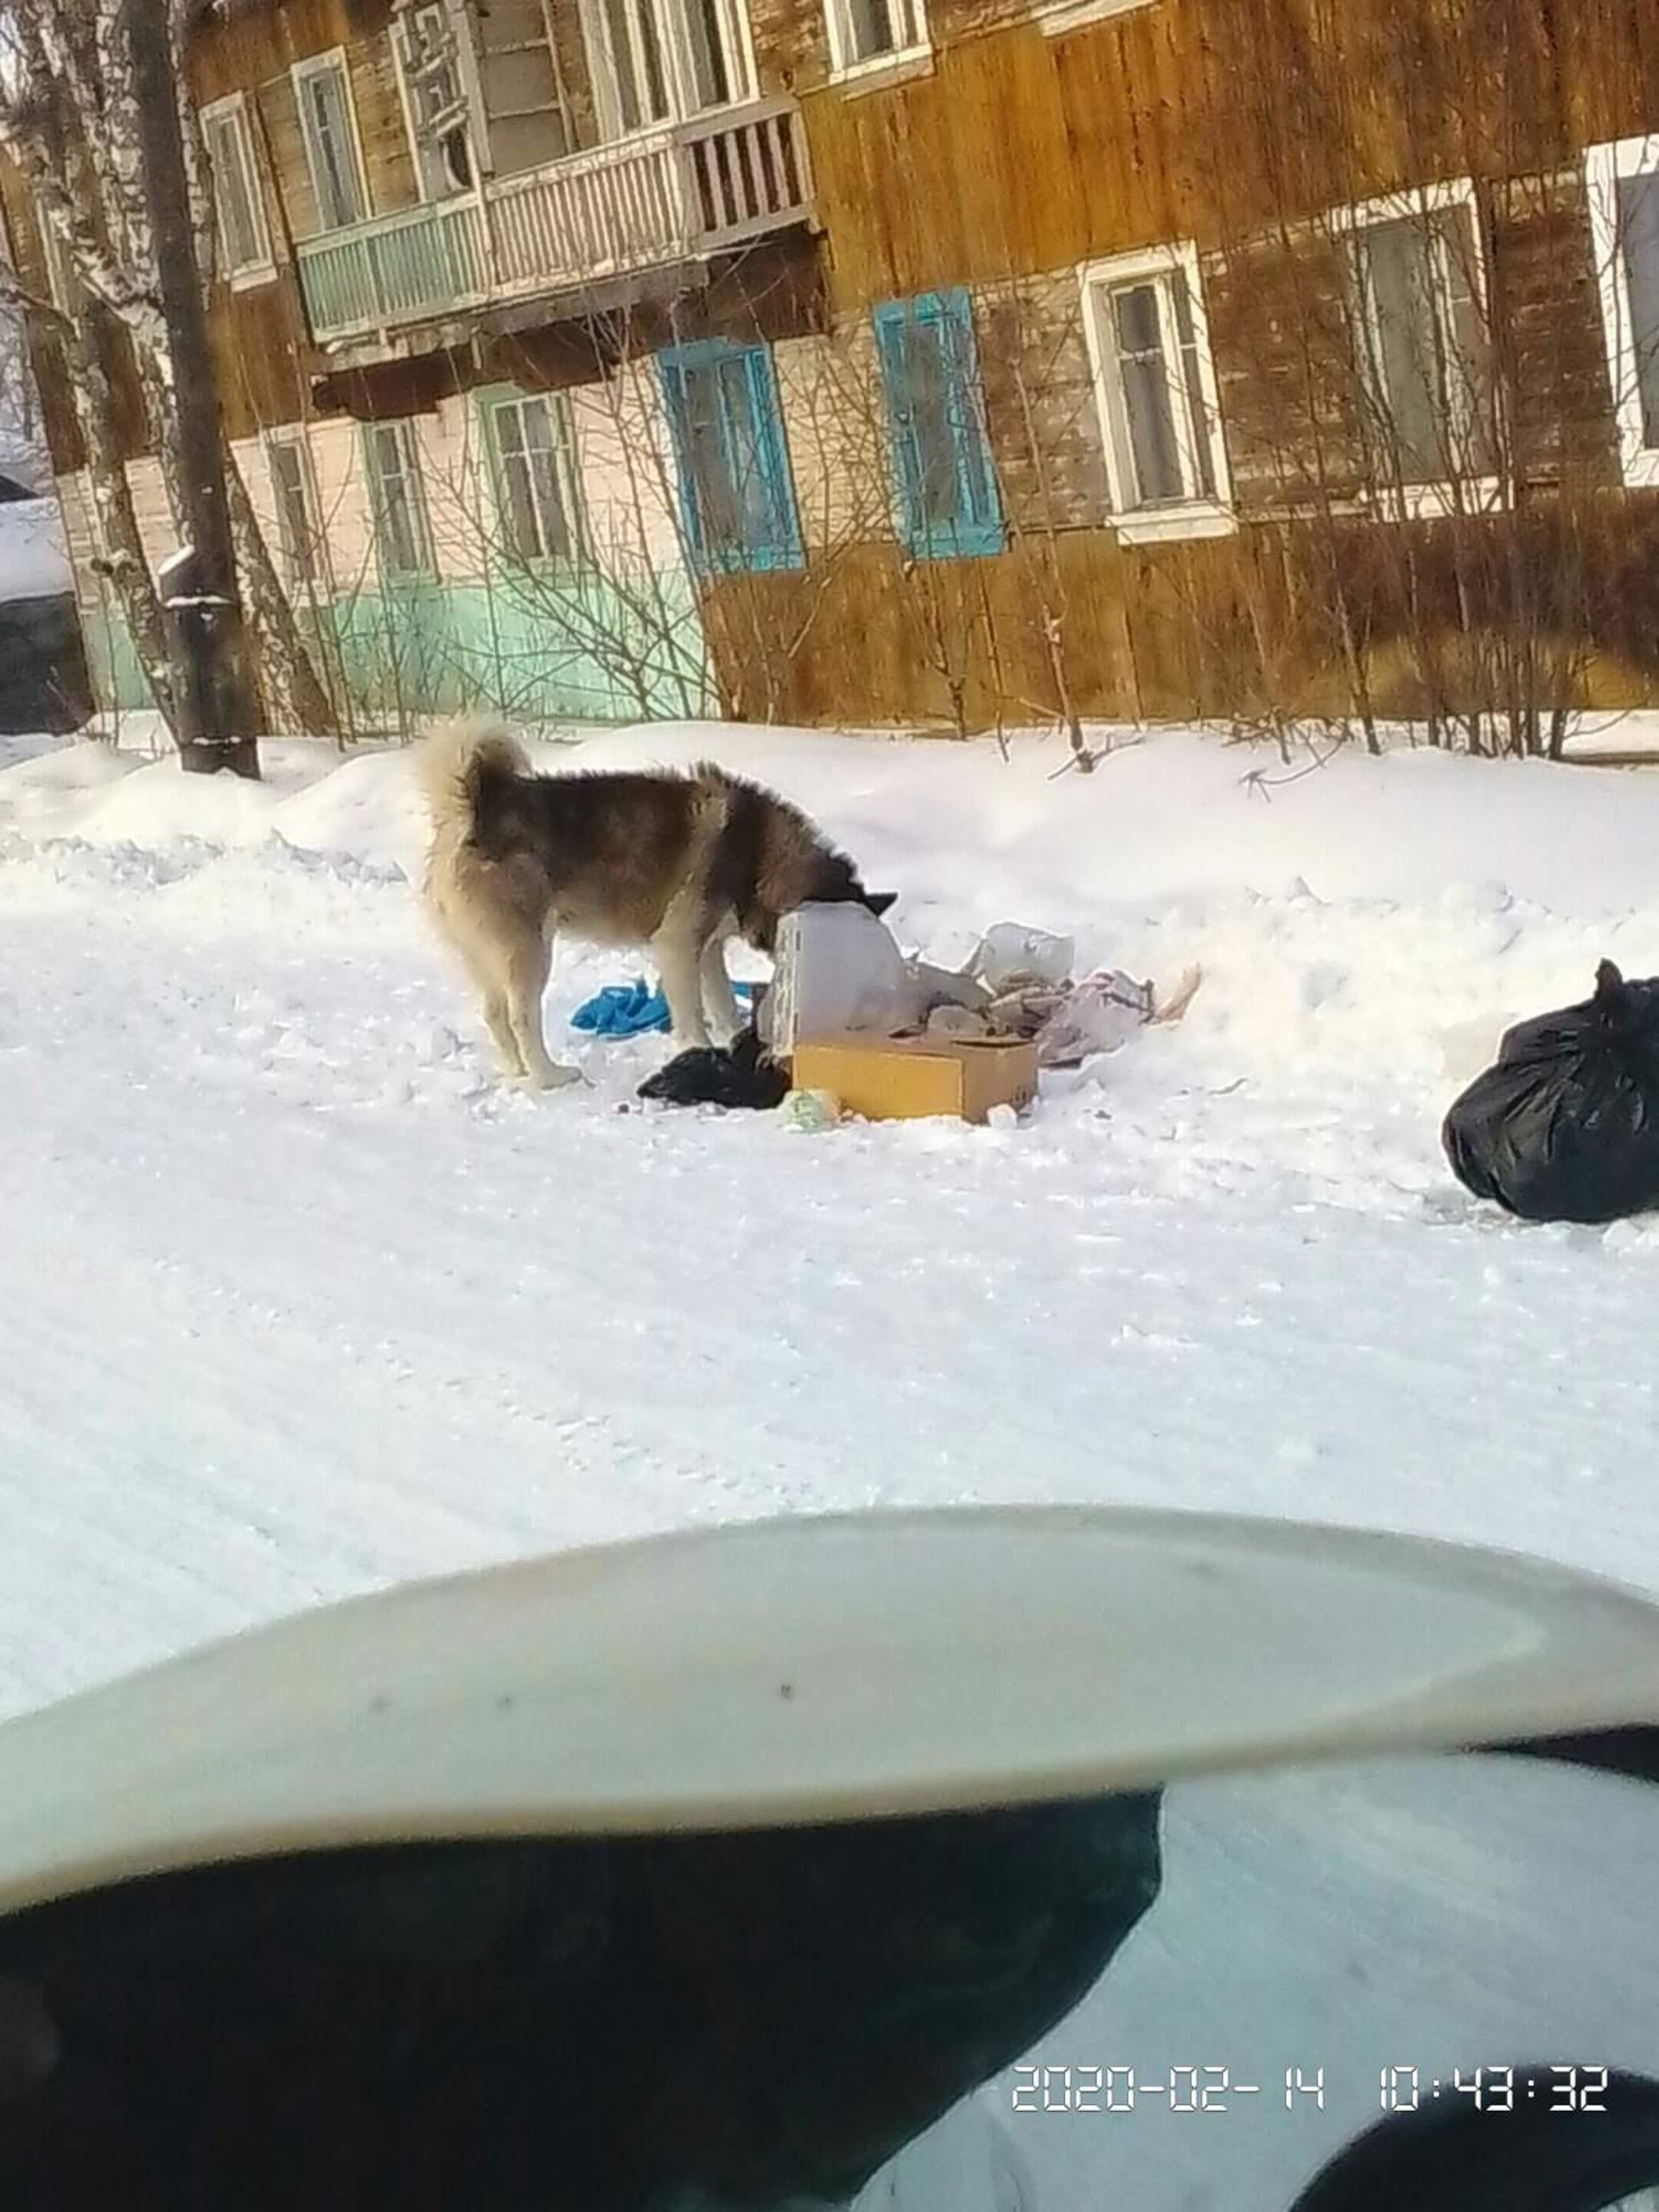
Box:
(809, 849, 898, 925)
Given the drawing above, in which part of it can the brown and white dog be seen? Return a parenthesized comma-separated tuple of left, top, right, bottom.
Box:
(416, 723, 894, 1087)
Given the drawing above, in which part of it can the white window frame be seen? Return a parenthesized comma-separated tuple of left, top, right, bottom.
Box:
(483, 389, 583, 565)
(291, 48, 373, 234)
(821, 0, 929, 86)
(265, 429, 325, 590)
(581, 0, 757, 140)
(200, 93, 276, 289)
(364, 417, 436, 579)
(1586, 134, 1659, 493)
(1331, 176, 1501, 521)
(391, 1, 484, 201)
(1079, 239, 1235, 544)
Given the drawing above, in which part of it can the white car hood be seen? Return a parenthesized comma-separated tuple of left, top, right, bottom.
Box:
(0, 1505, 1656, 1913)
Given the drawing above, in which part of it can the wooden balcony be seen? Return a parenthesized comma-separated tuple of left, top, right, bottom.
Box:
(295, 99, 810, 347)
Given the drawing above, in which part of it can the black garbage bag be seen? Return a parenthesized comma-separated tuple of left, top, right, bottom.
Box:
(637, 1026, 790, 1111)
(1442, 959, 1659, 1224)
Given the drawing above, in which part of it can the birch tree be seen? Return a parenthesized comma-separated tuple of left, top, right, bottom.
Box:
(0, 0, 336, 742)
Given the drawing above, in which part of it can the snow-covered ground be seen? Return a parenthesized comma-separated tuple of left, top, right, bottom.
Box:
(3, 719, 1659, 1726)
(0, 493, 71, 603)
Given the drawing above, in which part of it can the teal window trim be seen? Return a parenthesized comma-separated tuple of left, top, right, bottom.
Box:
(657, 339, 804, 576)
(360, 416, 436, 581)
(872, 289, 1004, 561)
(474, 383, 587, 574)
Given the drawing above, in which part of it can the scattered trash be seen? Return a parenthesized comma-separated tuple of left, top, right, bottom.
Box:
(970, 923, 1075, 994)
(1033, 972, 1157, 1067)
(768, 904, 915, 1052)
(1443, 960, 1659, 1224)
(791, 1033, 1038, 1126)
(589, 918, 1198, 1129)
(572, 978, 755, 1039)
(779, 1088, 841, 1134)
(636, 1028, 789, 1111)
(1151, 965, 1205, 1027)
(945, 963, 1201, 1069)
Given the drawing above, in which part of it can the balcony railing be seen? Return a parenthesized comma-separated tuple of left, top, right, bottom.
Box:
(295, 98, 810, 346)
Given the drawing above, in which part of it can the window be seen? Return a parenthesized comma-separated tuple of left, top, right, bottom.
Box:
(1079, 242, 1233, 542)
(586, 0, 753, 136)
(293, 52, 369, 232)
(658, 340, 802, 573)
(872, 290, 1002, 559)
(201, 96, 274, 285)
(1586, 136, 1659, 491)
(1336, 181, 1496, 505)
(392, 3, 474, 200)
(823, 0, 926, 77)
(482, 390, 580, 563)
(364, 419, 434, 577)
(267, 433, 321, 588)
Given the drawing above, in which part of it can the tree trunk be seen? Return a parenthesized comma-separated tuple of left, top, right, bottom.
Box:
(175, 64, 339, 740)
(73, 315, 176, 727)
(226, 457, 340, 737)
(128, 0, 261, 776)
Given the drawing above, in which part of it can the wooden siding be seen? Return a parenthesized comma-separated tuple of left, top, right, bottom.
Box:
(712, 0, 1659, 731)
(704, 490, 1659, 730)
(795, 0, 1659, 319)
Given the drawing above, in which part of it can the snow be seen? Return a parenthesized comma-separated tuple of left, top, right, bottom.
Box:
(890, 1748, 1659, 2212)
(3, 721, 1659, 1729)
(0, 493, 71, 603)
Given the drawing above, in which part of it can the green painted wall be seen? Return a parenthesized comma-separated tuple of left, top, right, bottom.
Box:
(76, 568, 714, 731)
(78, 590, 153, 717)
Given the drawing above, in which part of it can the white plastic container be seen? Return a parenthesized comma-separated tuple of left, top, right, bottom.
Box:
(970, 922, 1075, 993)
(769, 902, 915, 1053)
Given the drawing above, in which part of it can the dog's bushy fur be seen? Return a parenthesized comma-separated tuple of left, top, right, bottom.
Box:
(416, 722, 893, 1086)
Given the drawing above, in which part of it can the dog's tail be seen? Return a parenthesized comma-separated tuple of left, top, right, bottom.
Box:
(414, 719, 531, 838)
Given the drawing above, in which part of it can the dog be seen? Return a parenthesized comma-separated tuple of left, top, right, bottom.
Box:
(416, 722, 895, 1088)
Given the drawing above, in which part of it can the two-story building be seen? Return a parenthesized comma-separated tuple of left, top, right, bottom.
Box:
(5, 0, 1659, 734)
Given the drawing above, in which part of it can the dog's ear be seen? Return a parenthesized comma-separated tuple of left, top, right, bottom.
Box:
(863, 890, 898, 918)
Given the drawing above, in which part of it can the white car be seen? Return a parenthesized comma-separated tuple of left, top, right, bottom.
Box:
(0, 1505, 1654, 2210)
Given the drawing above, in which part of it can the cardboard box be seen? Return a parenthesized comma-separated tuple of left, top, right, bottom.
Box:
(791, 1032, 1039, 1125)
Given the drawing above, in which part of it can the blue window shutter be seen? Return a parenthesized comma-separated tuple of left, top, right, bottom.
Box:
(874, 289, 1003, 561)
(874, 299, 926, 550)
(657, 351, 709, 570)
(657, 340, 802, 576)
(742, 344, 803, 572)
(939, 293, 1002, 549)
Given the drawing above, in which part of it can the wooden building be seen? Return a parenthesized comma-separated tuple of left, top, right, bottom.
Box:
(5, 0, 1659, 734)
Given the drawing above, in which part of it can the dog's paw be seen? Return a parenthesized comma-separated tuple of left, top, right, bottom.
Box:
(519, 1062, 584, 1092)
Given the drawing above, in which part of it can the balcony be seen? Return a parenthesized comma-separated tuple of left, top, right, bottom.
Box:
(294, 99, 810, 347)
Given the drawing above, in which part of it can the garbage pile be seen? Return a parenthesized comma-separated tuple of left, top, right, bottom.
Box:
(571, 904, 1200, 1123)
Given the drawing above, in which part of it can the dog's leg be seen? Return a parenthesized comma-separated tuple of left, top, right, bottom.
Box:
(505, 931, 582, 1090)
(700, 935, 744, 1047)
(448, 929, 525, 1079)
(655, 929, 711, 1049)
(481, 988, 527, 1080)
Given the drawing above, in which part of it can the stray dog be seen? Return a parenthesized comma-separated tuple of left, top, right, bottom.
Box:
(416, 722, 895, 1088)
